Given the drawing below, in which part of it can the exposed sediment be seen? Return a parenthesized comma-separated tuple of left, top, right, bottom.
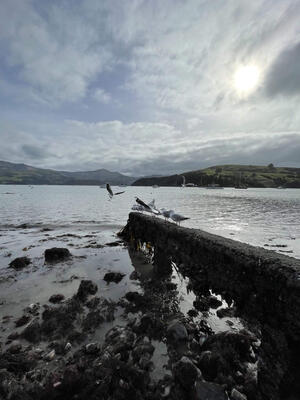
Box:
(121, 212, 300, 400)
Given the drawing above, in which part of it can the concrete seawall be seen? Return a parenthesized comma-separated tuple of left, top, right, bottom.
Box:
(121, 212, 300, 399)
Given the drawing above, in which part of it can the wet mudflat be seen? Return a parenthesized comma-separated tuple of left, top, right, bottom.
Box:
(0, 223, 260, 400)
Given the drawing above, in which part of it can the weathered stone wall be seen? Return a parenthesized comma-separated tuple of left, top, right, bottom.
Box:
(121, 212, 300, 399)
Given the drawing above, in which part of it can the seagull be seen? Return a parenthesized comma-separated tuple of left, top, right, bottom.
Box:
(148, 199, 160, 215)
(106, 183, 125, 199)
(134, 197, 160, 215)
(160, 208, 172, 221)
(169, 210, 190, 225)
(131, 204, 145, 212)
(135, 197, 152, 211)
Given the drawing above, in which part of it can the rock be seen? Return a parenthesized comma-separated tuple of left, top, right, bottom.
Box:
(9, 256, 31, 270)
(166, 321, 188, 342)
(188, 309, 198, 317)
(41, 297, 83, 342)
(125, 291, 147, 307)
(65, 342, 72, 352)
(198, 350, 219, 381)
(82, 310, 105, 331)
(44, 247, 71, 262)
(76, 280, 98, 301)
(132, 342, 155, 362)
(8, 341, 22, 354)
(24, 303, 40, 315)
(86, 296, 101, 309)
(129, 270, 140, 280)
(195, 381, 228, 399)
(103, 272, 125, 283)
(139, 352, 153, 370)
(140, 314, 153, 331)
(104, 326, 136, 354)
(201, 330, 255, 387)
(44, 349, 55, 361)
(231, 388, 248, 400)
(49, 294, 65, 303)
(208, 295, 223, 309)
(193, 296, 210, 312)
(7, 332, 19, 341)
(85, 342, 100, 354)
(0, 369, 14, 397)
(105, 240, 123, 247)
(0, 351, 38, 375)
(15, 314, 31, 327)
(205, 331, 253, 361)
(217, 307, 236, 318)
(165, 282, 177, 290)
(173, 356, 201, 390)
(21, 319, 41, 343)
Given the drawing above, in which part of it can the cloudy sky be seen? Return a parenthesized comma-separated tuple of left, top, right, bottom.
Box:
(1, 0, 300, 176)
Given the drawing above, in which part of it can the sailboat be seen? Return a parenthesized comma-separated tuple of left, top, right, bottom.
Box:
(235, 172, 248, 189)
(181, 175, 196, 187)
(181, 175, 186, 187)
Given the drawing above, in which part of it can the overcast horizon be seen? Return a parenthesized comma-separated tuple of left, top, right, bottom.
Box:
(1, 0, 300, 176)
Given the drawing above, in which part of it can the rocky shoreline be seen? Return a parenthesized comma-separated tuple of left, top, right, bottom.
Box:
(0, 238, 262, 400)
(119, 212, 300, 400)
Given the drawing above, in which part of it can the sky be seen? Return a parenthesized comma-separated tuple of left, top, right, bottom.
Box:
(0, 0, 300, 176)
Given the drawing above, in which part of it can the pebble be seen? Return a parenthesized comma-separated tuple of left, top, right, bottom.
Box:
(231, 388, 248, 400)
(44, 349, 56, 361)
(85, 342, 100, 354)
(65, 342, 72, 352)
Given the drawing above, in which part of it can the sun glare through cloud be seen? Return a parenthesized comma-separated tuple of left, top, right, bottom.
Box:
(234, 65, 260, 95)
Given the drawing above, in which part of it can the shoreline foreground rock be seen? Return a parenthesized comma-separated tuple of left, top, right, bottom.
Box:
(9, 256, 31, 270)
(44, 247, 71, 262)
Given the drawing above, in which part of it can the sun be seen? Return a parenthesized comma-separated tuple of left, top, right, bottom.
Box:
(234, 65, 260, 94)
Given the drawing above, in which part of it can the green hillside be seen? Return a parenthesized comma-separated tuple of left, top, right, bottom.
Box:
(132, 164, 300, 188)
(0, 161, 137, 185)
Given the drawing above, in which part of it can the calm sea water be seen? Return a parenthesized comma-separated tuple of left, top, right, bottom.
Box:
(1, 185, 300, 258)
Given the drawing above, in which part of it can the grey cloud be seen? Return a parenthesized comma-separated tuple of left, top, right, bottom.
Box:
(21, 144, 52, 160)
(125, 133, 300, 176)
(47, 132, 300, 177)
(265, 42, 300, 97)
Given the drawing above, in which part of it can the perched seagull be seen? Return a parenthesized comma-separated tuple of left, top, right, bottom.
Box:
(169, 210, 190, 225)
(131, 204, 145, 212)
(160, 208, 172, 221)
(106, 183, 125, 199)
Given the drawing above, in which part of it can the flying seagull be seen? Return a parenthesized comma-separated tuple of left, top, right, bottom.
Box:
(106, 183, 125, 198)
(169, 210, 190, 225)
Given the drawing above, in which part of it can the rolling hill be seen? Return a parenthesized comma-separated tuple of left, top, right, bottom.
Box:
(0, 161, 137, 185)
(132, 164, 300, 188)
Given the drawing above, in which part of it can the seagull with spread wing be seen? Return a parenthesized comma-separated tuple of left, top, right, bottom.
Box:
(106, 183, 125, 199)
(134, 197, 160, 215)
(135, 197, 152, 211)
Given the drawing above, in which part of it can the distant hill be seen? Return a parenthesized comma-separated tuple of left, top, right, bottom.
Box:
(0, 161, 137, 185)
(132, 164, 300, 188)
